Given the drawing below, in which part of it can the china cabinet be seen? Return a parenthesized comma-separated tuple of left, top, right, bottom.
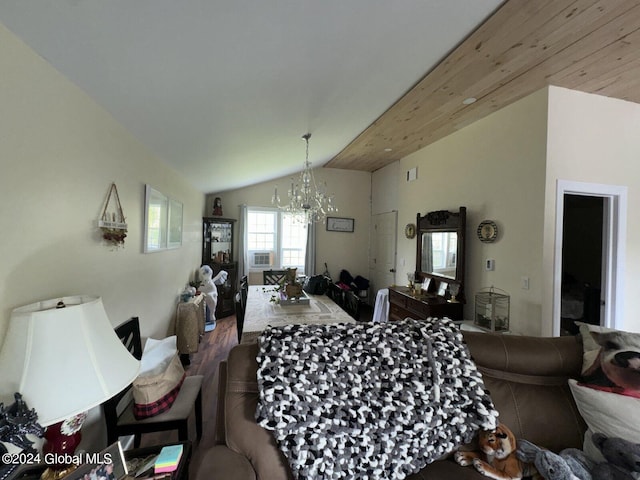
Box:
(202, 217, 237, 318)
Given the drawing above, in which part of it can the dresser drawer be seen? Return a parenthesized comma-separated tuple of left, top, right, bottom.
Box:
(388, 289, 407, 309)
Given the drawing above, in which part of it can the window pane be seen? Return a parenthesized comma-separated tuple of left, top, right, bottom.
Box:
(248, 211, 276, 250)
(246, 209, 307, 272)
(281, 213, 307, 271)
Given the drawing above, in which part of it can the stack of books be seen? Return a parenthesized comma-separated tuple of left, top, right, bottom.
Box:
(154, 444, 184, 474)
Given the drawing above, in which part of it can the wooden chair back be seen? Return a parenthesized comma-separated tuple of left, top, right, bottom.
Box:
(263, 269, 287, 285)
(102, 317, 141, 444)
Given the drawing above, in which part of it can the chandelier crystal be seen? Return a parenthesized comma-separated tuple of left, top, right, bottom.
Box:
(272, 133, 337, 224)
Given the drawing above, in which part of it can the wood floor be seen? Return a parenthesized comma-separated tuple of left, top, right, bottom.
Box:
(139, 313, 239, 480)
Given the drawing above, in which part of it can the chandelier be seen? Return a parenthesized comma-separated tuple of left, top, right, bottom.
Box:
(272, 133, 337, 224)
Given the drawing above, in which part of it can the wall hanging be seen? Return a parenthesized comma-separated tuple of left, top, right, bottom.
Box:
(99, 183, 128, 248)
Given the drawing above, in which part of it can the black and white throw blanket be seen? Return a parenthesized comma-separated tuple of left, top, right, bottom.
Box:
(256, 318, 499, 480)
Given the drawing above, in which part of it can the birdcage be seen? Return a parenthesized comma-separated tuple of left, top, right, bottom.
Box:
(474, 286, 510, 332)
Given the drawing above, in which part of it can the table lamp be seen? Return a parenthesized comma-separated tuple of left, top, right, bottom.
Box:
(0, 295, 140, 479)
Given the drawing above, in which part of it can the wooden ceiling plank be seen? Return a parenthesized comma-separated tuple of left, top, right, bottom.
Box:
(356, 1, 640, 163)
(326, 0, 568, 167)
(551, 29, 640, 88)
(327, 0, 640, 171)
(328, 0, 634, 169)
(382, 0, 634, 130)
(372, 0, 583, 125)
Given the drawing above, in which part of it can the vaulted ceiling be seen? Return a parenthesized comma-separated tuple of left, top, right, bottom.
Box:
(1, 0, 638, 193)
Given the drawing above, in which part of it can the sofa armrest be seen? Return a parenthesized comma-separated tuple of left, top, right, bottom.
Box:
(199, 446, 256, 480)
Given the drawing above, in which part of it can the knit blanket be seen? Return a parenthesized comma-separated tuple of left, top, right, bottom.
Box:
(256, 318, 499, 480)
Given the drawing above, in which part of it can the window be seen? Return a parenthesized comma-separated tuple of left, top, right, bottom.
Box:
(247, 208, 308, 273)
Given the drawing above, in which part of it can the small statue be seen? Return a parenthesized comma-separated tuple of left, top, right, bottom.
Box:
(212, 197, 223, 216)
(199, 265, 228, 327)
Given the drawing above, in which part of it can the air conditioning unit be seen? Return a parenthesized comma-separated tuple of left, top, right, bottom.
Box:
(252, 251, 273, 267)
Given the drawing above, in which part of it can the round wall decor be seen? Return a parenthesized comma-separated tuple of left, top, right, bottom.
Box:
(477, 220, 498, 243)
(404, 223, 416, 239)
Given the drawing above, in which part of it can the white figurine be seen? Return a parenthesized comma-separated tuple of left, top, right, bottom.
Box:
(199, 265, 228, 327)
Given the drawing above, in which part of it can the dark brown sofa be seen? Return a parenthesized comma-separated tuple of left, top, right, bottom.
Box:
(202, 331, 587, 479)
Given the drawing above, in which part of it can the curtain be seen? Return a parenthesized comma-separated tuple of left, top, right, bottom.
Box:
(304, 221, 316, 276)
(238, 204, 248, 289)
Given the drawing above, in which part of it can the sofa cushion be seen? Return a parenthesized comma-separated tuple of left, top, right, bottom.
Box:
(569, 379, 640, 462)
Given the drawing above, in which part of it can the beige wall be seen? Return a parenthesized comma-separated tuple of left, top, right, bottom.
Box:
(0, 25, 204, 347)
(373, 89, 549, 335)
(206, 167, 372, 284)
(544, 86, 640, 334)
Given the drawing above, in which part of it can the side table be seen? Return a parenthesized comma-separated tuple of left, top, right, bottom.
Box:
(124, 441, 192, 480)
(175, 294, 206, 364)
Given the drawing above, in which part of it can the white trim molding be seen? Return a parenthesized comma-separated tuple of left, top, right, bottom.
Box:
(553, 180, 627, 336)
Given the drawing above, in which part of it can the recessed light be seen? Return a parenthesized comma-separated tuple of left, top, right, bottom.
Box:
(384, 148, 393, 152)
(462, 97, 477, 105)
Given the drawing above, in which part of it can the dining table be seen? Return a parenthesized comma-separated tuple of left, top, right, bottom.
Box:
(240, 284, 355, 343)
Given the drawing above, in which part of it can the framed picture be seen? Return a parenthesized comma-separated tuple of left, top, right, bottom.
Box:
(326, 217, 355, 233)
(144, 184, 183, 253)
(65, 442, 127, 480)
(437, 281, 448, 297)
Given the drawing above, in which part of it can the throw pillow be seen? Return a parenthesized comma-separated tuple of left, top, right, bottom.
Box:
(575, 322, 640, 398)
(568, 379, 640, 462)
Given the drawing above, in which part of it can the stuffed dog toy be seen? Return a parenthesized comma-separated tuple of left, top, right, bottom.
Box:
(455, 423, 536, 480)
(582, 330, 640, 397)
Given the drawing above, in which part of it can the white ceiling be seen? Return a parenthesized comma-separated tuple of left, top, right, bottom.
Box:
(0, 0, 502, 193)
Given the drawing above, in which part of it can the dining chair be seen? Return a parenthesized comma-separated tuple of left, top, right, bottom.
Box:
(263, 269, 287, 285)
(237, 276, 249, 342)
(344, 291, 361, 320)
(326, 282, 345, 308)
(102, 317, 204, 447)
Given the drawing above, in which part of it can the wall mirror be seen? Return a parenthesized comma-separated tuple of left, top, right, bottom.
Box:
(144, 184, 183, 252)
(416, 206, 466, 300)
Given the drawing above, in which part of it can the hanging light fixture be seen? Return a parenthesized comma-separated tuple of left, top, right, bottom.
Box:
(272, 133, 337, 224)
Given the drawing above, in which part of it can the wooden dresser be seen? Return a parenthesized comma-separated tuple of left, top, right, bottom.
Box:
(388, 286, 463, 321)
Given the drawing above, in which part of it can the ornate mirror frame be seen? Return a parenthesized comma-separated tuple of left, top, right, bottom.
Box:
(415, 206, 466, 301)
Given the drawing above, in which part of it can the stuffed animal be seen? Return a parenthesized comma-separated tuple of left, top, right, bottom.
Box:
(516, 439, 593, 480)
(517, 433, 640, 480)
(199, 265, 228, 324)
(454, 423, 536, 479)
(590, 433, 640, 480)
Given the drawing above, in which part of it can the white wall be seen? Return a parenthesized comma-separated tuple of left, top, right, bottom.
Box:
(0, 23, 205, 449)
(373, 89, 549, 335)
(206, 167, 372, 284)
(544, 86, 640, 334)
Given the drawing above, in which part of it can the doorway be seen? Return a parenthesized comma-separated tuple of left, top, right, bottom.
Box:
(560, 195, 603, 335)
(553, 180, 627, 336)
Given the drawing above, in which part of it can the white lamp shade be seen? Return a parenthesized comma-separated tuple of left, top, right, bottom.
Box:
(0, 296, 140, 427)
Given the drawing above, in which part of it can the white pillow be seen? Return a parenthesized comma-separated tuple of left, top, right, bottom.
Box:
(568, 379, 640, 461)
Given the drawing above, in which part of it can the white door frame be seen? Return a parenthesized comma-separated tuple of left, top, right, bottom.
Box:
(553, 180, 627, 336)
